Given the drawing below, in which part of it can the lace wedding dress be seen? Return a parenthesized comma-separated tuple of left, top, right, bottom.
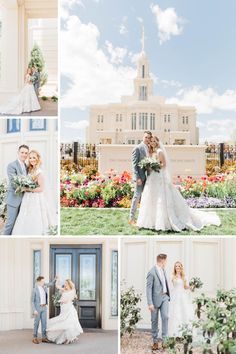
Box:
(168, 278, 194, 337)
(12, 168, 56, 235)
(0, 74, 40, 115)
(47, 289, 83, 344)
(137, 149, 221, 231)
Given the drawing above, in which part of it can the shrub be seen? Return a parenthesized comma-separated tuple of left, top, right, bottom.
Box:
(120, 286, 142, 337)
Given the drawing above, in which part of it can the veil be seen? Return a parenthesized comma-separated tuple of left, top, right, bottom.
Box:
(159, 142, 173, 184)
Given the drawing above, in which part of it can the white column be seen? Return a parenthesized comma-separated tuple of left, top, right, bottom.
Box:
(0, 1, 19, 100)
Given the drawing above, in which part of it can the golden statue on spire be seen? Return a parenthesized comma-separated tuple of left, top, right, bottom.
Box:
(141, 24, 145, 53)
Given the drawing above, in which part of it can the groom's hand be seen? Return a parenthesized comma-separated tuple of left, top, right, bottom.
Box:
(137, 178, 143, 186)
(148, 304, 155, 312)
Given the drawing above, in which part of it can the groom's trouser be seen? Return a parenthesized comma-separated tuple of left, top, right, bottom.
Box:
(129, 182, 144, 220)
(33, 306, 47, 338)
(151, 296, 169, 343)
(3, 205, 19, 235)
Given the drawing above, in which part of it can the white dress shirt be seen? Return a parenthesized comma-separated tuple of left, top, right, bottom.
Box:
(38, 285, 46, 305)
(18, 159, 27, 176)
(156, 265, 167, 293)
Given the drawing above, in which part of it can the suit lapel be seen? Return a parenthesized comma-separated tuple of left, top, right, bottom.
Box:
(154, 266, 163, 287)
(16, 160, 23, 175)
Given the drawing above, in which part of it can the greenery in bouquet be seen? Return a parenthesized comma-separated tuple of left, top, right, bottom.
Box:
(12, 175, 38, 195)
(0, 181, 7, 220)
(189, 277, 204, 292)
(138, 157, 161, 173)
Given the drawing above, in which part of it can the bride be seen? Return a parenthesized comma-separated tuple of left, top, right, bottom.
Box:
(0, 68, 41, 115)
(12, 150, 56, 235)
(168, 262, 194, 337)
(137, 136, 221, 231)
(47, 279, 83, 344)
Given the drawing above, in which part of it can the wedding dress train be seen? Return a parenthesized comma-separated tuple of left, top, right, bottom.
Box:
(168, 278, 194, 337)
(137, 149, 221, 231)
(12, 169, 56, 235)
(47, 290, 83, 344)
(0, 74, 40, 115)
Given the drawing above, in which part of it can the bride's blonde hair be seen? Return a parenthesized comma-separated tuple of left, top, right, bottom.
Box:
(172, 261, 187, 287)
(65, 279, 75, 290)
(149, 136, 160, 155)
(28, 150, 42, 174)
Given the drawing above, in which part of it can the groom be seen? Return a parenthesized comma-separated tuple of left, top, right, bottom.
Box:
(31, 275, 57, 344)
(3, 145, 29, 235)
(129, 131, 152, 225)
(146, 254, 170, 351)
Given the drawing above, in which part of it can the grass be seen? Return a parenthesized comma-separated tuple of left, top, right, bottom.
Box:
(61, 208, 236, 235)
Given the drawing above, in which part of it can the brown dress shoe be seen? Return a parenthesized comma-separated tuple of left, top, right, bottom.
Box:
(32, 338, 39, 344)
(128, 219, 137, 226)
(152, 342, 159, 351)
(42, 338, 50, 343)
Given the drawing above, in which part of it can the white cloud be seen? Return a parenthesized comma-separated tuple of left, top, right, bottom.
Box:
(198, 118, 236, 143)
(61, 15, 136, 110)
(61, 0, 84, 19)
(119, 24, 128, 35)
(64, 120, 89, 130)
(105, 41, 127, 64)
(150, 4, 185, 44)
(167, 86, 236, 114)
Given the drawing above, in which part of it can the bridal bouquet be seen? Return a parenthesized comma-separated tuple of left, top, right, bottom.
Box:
(12, 175, 38, 195)
(138, 157, 161, 173)
(189, 277, 203, 292)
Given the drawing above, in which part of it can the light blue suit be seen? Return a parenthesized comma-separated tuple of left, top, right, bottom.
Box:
(146, 266, 170, 342)
(31, 280, 56, 339)
(3, 160, 27, 235)
(129, 142, 148, 220)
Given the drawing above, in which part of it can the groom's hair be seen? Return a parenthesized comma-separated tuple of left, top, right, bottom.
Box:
(18, 144, 29, 151)
(144, 131, 152, 136)
(36, 276, 44, 282)
(157, 254, 167, 262)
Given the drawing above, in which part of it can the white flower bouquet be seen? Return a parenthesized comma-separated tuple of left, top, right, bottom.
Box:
(12, 175, 38, 195)
(138, 157, 161, 173)
(189, 277, 203, 292)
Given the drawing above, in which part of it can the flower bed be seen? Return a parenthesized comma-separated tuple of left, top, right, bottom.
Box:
(61, 170, 133, 208)
(60, 170, 236, 209)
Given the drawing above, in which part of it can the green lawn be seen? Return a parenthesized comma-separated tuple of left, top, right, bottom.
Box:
(61, 208, 236, 235)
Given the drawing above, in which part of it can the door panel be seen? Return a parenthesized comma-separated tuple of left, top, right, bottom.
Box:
(50, 245, 102, 328)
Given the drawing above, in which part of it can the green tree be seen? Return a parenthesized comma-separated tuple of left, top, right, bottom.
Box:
(28, 44, 48, 87)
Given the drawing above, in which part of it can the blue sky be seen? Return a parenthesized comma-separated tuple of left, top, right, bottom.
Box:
(61, 0, 236, 143)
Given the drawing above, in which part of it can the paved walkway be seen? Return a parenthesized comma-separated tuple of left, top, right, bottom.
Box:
(0, 98, 57, 117)
(0, 329, 118, 354)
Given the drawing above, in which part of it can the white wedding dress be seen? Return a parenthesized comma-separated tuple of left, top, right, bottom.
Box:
(47, 289, 83, 344)
(168, 278, 194, 337)
(0, 74, 40, 115)
(12, 168, 56, 235)
(137, 149, 221, 231)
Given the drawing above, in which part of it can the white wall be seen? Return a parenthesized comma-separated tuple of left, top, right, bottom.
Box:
(98, 144, 206, 178)
(0, 238, 118, 331)
(121, 238, 236, 329)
